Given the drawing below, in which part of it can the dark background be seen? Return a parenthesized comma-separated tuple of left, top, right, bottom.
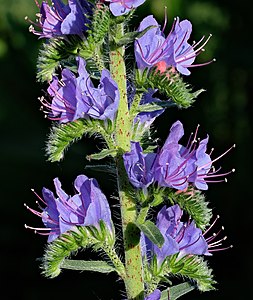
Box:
(0, 0, 252, 299)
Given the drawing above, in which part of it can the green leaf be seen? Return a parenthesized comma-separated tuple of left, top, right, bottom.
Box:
(136, 220, 164, 248)
(61, 259, 116, 273)
(84, 164, 117, 175)
(137, 102, 175, 113)
(86, 148, 117, 161)
(163, 282, 195, 300)
(114, 25, 156, 47)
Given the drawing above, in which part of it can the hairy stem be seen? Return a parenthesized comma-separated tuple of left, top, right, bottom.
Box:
(110, 23, 144, 300)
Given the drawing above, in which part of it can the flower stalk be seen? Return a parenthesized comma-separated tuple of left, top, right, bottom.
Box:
(110, 23, 144, 299)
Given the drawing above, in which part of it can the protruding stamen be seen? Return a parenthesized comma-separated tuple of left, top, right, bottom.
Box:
(161, 6, 168, 33)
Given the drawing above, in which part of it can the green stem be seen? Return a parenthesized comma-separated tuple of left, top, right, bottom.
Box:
(109, 23, 144, 300)
(110, 23, 131, 152)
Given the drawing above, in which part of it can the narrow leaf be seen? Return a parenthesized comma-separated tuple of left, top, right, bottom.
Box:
(136, 220, 164, 248)
(115, 25, 156, 47)
(167, 282, 195, 300)
(61, 259, 116, 273)
(84, 164, 117, 175)
(86, 148, 117, 161)
(137, 102, 175, 113)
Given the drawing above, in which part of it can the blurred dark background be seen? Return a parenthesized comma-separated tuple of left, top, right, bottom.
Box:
(0, 0, 252, 299)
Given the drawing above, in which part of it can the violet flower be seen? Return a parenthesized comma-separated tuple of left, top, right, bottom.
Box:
(154, 120, 235, 190)
(41, 57, 119, 123)
(145, 289, 161, 300)
(105, 0, 146, 16)
(76, 57, 120, 121)
(135, 15, 214, 75)
(142, 205, 210, 266)
(43, 68, 87, 123)
(28, 0, 92, 38)
(123, 142, 157, 189)
(25, 174, 113, 242)
(154, 121, 190, 190)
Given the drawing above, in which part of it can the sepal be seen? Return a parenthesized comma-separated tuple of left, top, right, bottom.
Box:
(86, 220, 115, 247)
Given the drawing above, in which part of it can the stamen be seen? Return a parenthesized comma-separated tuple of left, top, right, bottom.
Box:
(161, 6, 168, 33)
(31, 188, 46, 205)
(198, 144, 236, 171)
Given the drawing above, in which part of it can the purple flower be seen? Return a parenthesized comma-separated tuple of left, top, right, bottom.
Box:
(135, 15, 213, 75)
(154, 121, 235, 190)
(28, 0, 92, 38)
(145, 289, 161, 300)
(25, 174, 113, 242)
(123, 142, 157, 189)
(154, 121, 190, 190)
(43, 68, 87, 123)
(142, 205, 210, 266)
(135, 15, 174, 70)
(105, 0, 146, 16)
(76, 57, 120, 121)
(41, 57, 119, 123)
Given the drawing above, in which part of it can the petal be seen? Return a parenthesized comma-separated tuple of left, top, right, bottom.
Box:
(53, 178, 69, 201)
(164, 121, 184, 146)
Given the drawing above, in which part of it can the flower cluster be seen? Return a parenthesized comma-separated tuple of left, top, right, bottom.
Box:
(124, 120, 235, 191)
(41, 57, 119, 123)
(135, 15, 214, 75)
(141, 205, 210, 266)
(27, 0, 93, 38)
(25, 1, 234, 299)
(25, 174, 113, 242)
